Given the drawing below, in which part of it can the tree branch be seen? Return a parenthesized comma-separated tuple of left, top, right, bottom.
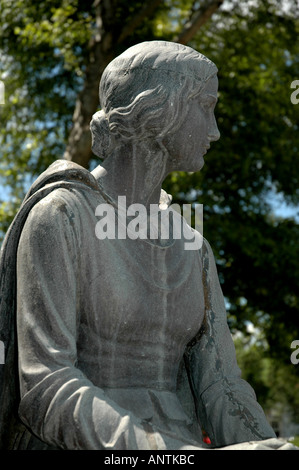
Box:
(117, 0, 164, 44)
(175, 0, 225, 45)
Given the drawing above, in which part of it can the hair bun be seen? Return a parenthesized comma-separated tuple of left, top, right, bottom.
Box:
(90, 110, 111, 159)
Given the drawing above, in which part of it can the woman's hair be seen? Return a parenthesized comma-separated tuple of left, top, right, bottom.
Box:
(90, 41, 217, 159)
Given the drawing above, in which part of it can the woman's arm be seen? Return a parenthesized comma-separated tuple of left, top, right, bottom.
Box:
(185, 239, 276, 448)
(16, 189, 153, 450)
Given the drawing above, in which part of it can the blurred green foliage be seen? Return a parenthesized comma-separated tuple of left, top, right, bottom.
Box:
(235, 333, 299, 424)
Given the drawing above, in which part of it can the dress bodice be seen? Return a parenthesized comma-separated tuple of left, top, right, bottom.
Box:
(76, 189, 205, 391)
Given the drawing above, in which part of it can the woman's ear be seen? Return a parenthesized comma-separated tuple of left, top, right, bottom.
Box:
(90, 111, 111, 159)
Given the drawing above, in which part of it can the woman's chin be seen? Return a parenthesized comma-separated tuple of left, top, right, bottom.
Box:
(186, 156, 205, 173)
(170, 154, 205, 173)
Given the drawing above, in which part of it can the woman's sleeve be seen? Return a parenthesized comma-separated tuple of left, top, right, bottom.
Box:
(16, 190, 152, 450)
(185, 239, 276, 448)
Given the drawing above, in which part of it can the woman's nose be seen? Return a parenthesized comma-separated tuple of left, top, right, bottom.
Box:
(208, 114, 220, 142)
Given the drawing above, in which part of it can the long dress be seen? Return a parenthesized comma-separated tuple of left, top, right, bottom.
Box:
(0, 160, 275, 449)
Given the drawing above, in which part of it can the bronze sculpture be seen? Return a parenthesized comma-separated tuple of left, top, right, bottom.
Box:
(1, 41, 294, 450)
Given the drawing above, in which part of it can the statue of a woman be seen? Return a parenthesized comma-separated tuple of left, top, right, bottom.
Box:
(0, 41, 290, 450)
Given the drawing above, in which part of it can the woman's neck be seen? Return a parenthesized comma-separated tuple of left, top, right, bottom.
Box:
(95, 141, 169, 209)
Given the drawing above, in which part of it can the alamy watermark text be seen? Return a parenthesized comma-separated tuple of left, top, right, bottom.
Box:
(95, 197, 203, 250)
(0, 80, 4, 105)
(290, 340, 299, 365)
(0, 340, 4, 364)
(290, 80, 299, 104)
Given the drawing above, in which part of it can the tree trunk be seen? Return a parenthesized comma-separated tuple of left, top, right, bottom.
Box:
(63, 0, 116, 168)
(63, 47, 114, 168)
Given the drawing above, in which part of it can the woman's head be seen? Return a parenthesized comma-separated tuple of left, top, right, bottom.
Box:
(90, 41, 218, 160)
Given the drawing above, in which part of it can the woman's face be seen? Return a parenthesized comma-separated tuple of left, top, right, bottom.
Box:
(163, 74, 220, 172)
